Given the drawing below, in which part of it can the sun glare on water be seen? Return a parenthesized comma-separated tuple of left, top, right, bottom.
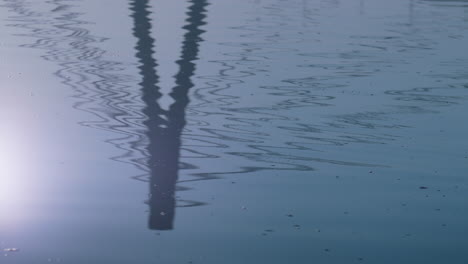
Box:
(0, 128, 28, 225)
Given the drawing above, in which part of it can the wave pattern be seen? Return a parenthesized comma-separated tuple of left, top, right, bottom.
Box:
(2, 0, 149, 174)
(3, 0, 468, 226)
(179, 0, 468, 178)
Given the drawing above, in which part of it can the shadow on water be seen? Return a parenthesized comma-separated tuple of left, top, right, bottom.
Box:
(130, 0, 208, 230)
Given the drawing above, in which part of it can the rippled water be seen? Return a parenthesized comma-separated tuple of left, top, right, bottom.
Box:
(1, 0, 468, 263)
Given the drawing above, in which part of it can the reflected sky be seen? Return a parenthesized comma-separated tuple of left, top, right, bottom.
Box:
(1, 0, 468, 263)
(0, 125, 28, 226)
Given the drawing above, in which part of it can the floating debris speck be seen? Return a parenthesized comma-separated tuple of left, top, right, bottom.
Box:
(3, 248, 19, 252)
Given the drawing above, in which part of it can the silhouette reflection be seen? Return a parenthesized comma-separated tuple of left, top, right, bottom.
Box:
(130, 0, 208, 230)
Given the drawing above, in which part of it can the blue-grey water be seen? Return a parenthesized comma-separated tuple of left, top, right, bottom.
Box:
(1, 0, 468, 263)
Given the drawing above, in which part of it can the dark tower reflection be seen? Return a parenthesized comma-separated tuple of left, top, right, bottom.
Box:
(130, 0, 208, 230)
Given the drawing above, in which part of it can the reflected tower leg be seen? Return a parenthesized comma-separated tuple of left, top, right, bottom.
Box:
(130, 0, 208, 230)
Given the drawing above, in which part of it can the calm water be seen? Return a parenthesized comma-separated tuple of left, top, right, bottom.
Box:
(1, 0, 468, 263)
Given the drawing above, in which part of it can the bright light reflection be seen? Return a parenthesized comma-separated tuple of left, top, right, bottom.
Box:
(0, 128, 27, 225)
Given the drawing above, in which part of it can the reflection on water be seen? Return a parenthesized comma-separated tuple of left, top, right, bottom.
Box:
(7, 0, 467, 215)
(3, 0, 209, 231)
(3, 0, 148, 173)
(2, 0, 468, 262)
(130, 0, 208, 230)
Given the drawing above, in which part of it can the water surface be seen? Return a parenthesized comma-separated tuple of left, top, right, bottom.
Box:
(1, 0, 468, 263)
